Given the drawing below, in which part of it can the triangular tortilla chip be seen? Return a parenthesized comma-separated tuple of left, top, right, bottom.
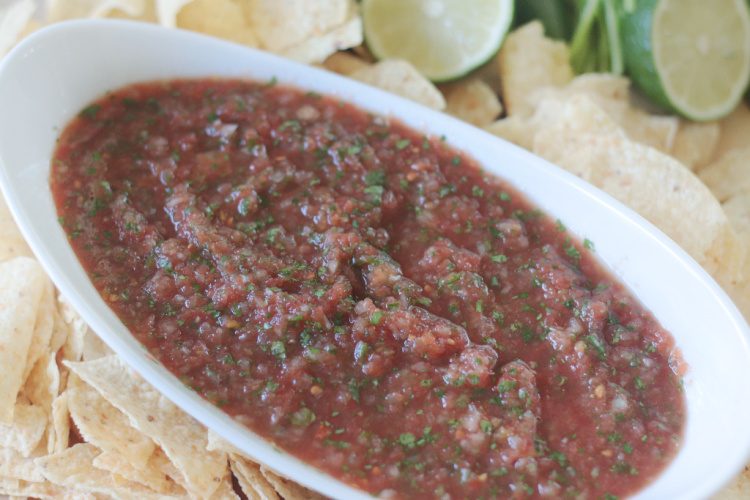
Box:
(64, 356, 228, 498)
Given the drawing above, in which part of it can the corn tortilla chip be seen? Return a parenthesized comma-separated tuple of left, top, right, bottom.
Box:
(92, 448, 174, 494)
(713, 102, 750, 163)
(64, 356, 228, 498)
(0, 476, 66, 498)
(531, 95, 733, 270)
(0, 193, 33, 262)
(67, 373, 155, 471)
(209, 472, 242, 500)
(47, 0, 144, 22)
(349, 59, 446, 110)
(50, 391, 69, 454)
(107, 0, 158, 22)
(0, 399, 47, 457)
(711, 464, 750, 499)
(21, 352, 60, 453)
(484, 115, 536, 150)
(0, 0, 36, 59)
(0, 443, 46, 482)
(441, 78, 503, 128)
(21, 280, 56, 384)
(699, 147, 750, 203)
(49, 299, 71, 357)
(207, 428, 245, 456)
(35, 442, 188, 500)
(176, 0, 260, 47)
(671, 120, 720, 171)
(155, 0, 193, 27)
(498, 21, 573, 117)
(280, 15, 363, 64)
(230, 455, 279, 500)
(58, 294, 86, 363)
(724, 194, 750, 240)
(0, 257, 46, 424)
(260, 467, 326, 500)
(527, 74, 679, 154)
(322, 51, 370, 75)
(247, 0, 351, 52)
(82, 326, 114, 361)
(22, 352, 58, 414)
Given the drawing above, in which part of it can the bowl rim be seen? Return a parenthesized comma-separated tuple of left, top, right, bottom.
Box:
(1, 18, 750, 500)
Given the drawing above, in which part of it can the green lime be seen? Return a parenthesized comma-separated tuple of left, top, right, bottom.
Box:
(621, 0, 750, 121)
(361, 0, 514, 82)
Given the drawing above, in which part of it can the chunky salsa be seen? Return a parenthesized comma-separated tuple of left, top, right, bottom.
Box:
(51, 79, 685, 499)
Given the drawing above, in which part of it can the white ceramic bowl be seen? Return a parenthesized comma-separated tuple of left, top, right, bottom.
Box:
(1, 19, 749, 500)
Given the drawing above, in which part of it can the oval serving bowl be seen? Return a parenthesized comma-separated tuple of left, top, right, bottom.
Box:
(1, 19, 750, 500)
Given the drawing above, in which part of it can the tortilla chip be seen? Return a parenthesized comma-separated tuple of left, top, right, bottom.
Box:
(722, 195, 750, 320)
(527, 74, 679, 153)
(484, 115, 537, 150)
(0, 257, 46, 424)
(260, 467, 326, 500)
(246, 0, 351, 52)
(207, 428, 245, 456)
(532, 95, 732, 270)
(22, 352, 58, 413)
(671, 120, 720, 170)
(47, 0, 144, 22)
(57, 294, 86, 363)
(279, 15, 363, 64)
(82, 327, 114, 361)
(21, 352, 60, 453)
(498, 21, 573, 117)
(35, 442, 188, 500)
(49, 299, 71, 357)
(0, 194, 33, 263)
(322, 51, 370, 75)
(0, 399, 47, 457)
(713, 101, 750, 163)
(209, 472, 241, 500)
(441, 78, 503, 127)
(64, 356, 228, 498)
(176, 0, 259, 47)
(154, 0, 193, 27)
(230, 455, 279, 500)
(107, 0, 158, 22)
(50, 391, 70, 454)
(0, 0, 36, 59)
(699, 147, 750, 203)
(724, 194, 750, 240)
(67, 373, 156, 471)
(0, 476, 66, 498)
(0, 443, 46, 482)
(349, 59, 446, 110)
(21, 280, 56, 384)
(711, 464, 750, 499)
(92, 448, 173, 493)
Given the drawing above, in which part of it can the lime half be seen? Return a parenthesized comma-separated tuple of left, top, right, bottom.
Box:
(621, 0, 750, 121)
(361, 0, 514, 82)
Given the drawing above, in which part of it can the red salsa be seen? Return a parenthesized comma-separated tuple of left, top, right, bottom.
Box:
(51, 79, 685, 499)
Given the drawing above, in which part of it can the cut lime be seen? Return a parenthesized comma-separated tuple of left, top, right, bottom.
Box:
(361, 0, 514, 82)
(621, 0, 750, 121)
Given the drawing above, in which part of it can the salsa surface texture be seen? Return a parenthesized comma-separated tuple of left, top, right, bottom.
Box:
(51, 79, 685, 500)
